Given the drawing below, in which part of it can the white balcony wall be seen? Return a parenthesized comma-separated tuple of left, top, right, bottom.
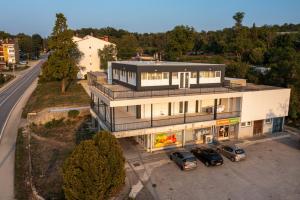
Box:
(172, 78, 179, 85)
(189, 78, 197, 84)
(141, 79, 169, 87)
(199, 77, 221, 84)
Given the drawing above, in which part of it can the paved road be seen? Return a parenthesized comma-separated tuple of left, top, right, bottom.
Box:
(0, 58, 46, 200)
(0, 59, 45, 140)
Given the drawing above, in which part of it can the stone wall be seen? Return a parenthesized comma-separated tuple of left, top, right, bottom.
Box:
(27, 106, 90, 124)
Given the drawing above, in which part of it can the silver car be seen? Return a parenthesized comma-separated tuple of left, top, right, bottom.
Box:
(217, 145, 246, 162)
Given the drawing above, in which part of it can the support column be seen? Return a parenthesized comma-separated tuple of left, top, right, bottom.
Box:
(151, 104, 153, 127)
(97, 97, 99, 114)
(110, 107, 113, 132)
(182, 129, 186, 147)
(214, 99, 218, 120)
(113, 107, 115, 132)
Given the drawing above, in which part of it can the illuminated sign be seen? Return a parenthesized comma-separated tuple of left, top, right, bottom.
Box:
(216, 118, 239, 126)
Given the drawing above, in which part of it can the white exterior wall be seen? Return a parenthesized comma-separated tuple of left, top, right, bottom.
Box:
(263, 120, 273, 133)
(238, 125, 253, 139)
(240, 89, 290, 122)
(199, 77, 221, 84)
(73, 36, 115, 79)
(141, 79, 169, 86)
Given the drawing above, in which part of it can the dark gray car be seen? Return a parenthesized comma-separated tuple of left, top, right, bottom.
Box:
(217, 145, 246, 162)
(169, 151, 197, 170)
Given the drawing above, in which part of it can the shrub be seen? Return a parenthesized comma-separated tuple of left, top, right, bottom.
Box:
(68, 110, 80, 118)
(44, 118, 65, 129)
(62, 131, 125, 200)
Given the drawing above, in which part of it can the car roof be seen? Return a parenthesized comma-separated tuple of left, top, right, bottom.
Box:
(223, 145, 243, 150)
(175, 151, 194, 158)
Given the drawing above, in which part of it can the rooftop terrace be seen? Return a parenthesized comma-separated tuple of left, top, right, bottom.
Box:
(112, 60, 225, 67)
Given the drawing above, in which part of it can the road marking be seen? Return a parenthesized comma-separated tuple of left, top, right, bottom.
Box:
(0, 67, 40, 107)
(0, 78, 38, 143)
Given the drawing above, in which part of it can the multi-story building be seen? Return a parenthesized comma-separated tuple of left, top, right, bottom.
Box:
(2, 39, 19, 64)
(0, 41, 5, 69)
(89, 61, 290, 152)
(73, 35, 116, 79)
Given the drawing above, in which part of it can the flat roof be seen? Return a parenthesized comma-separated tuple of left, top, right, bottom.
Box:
(112, 61, 225, 67)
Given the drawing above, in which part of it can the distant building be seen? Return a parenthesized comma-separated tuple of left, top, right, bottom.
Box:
(250, 66, 271, 75)
(2, 38, 19, 65)
(72, 35, 116, 79)
(0, 41, 5, 69)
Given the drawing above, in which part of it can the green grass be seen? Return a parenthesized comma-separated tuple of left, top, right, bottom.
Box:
(22, 81, 89, 118)
(14, 128, 31, 200)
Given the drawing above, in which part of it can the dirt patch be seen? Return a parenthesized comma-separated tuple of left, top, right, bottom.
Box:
(29, 116, 95, 199)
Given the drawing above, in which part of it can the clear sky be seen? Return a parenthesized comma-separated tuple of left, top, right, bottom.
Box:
(1, 0, 300, 37)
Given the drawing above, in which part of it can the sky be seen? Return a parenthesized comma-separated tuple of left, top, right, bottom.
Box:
(1, 0, 300, 37)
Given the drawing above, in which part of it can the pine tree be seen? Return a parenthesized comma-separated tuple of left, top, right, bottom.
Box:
(43, 13, 81, 93)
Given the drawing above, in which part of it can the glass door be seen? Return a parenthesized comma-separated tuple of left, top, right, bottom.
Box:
(179, 72, 190, 89)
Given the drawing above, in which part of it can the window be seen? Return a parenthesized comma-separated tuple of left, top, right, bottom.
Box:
(215, 71, 221, 77)
(191, 72, 198, 78)
(241, 121, 252, 127)
(265, 118, 272, 124)
(200, 71, 216, 78)
(141, 73, 147, 80)
(179, 102, 184, 113)
(163, 72, 169, 79)
(90, 63, 92, 65)
(89, 46, 91, 49)
(172, 72, 178, 79)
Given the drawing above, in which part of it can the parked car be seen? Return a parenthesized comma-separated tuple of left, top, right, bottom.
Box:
(169, 151, 197, 170)
(191, 147, 223, 166)
(217, 145, 246, 162)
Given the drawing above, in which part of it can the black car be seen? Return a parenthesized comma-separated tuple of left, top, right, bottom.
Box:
(191, 147, 223, 167)
(169, 151, 197, 170)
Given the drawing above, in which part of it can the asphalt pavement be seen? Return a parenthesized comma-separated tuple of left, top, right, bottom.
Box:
(0, 58, 46, 200)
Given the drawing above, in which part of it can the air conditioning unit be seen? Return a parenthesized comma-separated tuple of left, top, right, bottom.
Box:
(204, 134, 213, 144)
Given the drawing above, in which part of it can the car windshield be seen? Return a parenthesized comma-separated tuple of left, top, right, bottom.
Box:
(183, 157, 196, 162)
(235, 149, 245, 154)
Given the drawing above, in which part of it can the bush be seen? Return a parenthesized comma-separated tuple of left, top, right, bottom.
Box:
(62, 131, 125, 200)
(68, 110, 80, 118)
(44, 118, 65, 129)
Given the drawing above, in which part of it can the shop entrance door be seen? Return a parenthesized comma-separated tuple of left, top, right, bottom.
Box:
(272, 117, 283, 133)
(253, 120, 263, 136)
(179, 72, 190, 89)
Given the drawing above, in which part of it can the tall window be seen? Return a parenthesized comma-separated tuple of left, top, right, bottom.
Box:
(191, 72, 198, 78)
(179, 102, 184, 113)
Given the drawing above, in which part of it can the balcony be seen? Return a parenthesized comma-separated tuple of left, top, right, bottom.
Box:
(91, 104, 240, 132)
(92, 81, 234, 100)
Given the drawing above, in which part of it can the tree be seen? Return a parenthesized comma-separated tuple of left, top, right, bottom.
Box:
(17, 33, 32, 59)
(225, 61, 249, 78)
(42, 13, 81, 93)
(165, 25, 196, 60)
(31, 34, 43, 58)
(116, 34, 139, 59)
(233, 12, 245, 29)
(98, 44, 117, 70)
(62, 131, 125, 200)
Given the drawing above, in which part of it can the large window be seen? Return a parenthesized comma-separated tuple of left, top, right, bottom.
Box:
(141, 72, 169, 80)
(154, 131, 182, 148)
(191, 72, 198, 78)
(200, 71, 216, 78)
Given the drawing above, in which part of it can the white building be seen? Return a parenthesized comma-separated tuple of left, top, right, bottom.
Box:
(88, 61, 290, 152)
(73, 35, 115, 79)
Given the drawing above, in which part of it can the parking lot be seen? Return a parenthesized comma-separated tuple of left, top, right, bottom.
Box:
(122, 136, 300, 200)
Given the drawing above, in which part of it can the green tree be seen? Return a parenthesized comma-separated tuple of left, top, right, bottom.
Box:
(17, 33, 33, 59)
(225, 61, 249, 78)
(42, 13, 81, 93)
(165, 25, 196, 60)
(31, 34, 43, 58)
(117, 34, 139, 59)
(62, 131, 125, 200)
(233, 12, 245, 29)
(98, 44, 117, 70)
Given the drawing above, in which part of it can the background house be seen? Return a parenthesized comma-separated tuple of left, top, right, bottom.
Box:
(73, 35, 115, 79)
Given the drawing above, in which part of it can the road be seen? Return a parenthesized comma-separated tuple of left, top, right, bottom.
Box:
(0, 58, 46, 200)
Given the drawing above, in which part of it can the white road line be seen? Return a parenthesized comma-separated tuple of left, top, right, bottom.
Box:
(0, 78, 38, 143)
(0, 67, 40, 107)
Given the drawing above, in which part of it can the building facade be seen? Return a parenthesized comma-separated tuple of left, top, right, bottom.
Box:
(73, 35, 116, 79)
(2, 39, 19, 64)
(89, 61, 290, 152)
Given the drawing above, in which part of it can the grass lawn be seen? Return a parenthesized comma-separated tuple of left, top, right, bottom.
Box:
(22, 81, 90, 118)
